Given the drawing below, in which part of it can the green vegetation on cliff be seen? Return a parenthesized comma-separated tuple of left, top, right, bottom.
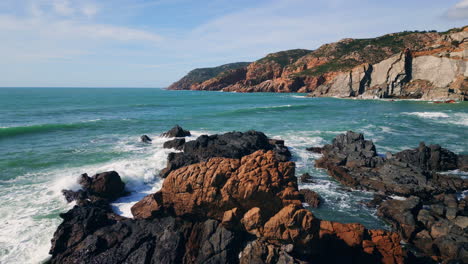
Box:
(257, 49, 311, 66)
(167, 62, 250, 90)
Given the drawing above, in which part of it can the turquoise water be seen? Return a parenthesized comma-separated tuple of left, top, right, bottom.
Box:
(0, 88, 467, 263)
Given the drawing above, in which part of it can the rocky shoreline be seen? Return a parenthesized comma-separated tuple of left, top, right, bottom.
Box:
(47, 127, 467, 263)
(168, 27, 467, 101)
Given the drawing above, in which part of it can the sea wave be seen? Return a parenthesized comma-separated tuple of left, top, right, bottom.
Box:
(403, 112, 468, 126)
(216, 104, 313, 116)
(0, 120, 102, 139)
(0, 132, 178, 263)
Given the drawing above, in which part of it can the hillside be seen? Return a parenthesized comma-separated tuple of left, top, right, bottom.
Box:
(168, 26, 468, 101)
(167, 62, 250, 90)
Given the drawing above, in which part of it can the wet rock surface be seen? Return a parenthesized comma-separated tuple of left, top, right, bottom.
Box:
(313, 131, 468, 263)
(140, 134, 152, 143)
(50, 129, 409, 264)
(163, 138, 186, 150)
(62, 171, 126, 205)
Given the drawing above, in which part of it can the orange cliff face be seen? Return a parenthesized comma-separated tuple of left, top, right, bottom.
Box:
(168, 26, 467, 100)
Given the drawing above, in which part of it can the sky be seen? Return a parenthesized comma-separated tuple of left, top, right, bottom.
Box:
(0, 0, 467, 88)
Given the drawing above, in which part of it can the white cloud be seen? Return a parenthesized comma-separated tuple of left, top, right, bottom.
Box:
(52, 0, 74, 16)
(446, 0, 468, 19)
(81, 4, 98, 17)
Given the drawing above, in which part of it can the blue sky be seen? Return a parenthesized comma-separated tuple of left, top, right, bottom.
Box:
(0, 0, 467, 87)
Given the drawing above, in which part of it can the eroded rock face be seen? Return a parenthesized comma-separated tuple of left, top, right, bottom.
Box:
(133, 150, 301, 221)
(315, 131, 467, 197)
(168, 27, 467, 101)
(159, 130, 291, 177)
(49, 202, 243, 264)
(51, 132, 408, 264)
(314, 131, 468, 262)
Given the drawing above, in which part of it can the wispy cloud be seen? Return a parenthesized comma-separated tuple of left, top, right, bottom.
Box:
(446, 0, 468, 19)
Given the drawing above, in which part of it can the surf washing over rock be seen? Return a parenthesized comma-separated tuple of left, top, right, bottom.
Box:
(168, 26, 468, 101)
(47, 126, 467, 264)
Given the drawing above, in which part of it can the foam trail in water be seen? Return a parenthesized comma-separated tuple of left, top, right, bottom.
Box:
(0, 131, 198, 264)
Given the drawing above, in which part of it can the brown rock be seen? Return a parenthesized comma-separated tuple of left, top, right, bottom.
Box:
(299, 189, 321, 208)
(132, 150, 301, 221)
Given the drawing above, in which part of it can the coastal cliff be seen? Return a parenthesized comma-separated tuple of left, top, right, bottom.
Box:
(168, 26, 468, 101)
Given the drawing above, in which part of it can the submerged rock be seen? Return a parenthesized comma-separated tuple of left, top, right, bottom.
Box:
(140, 134, 152, 143)
(161, 125, 191, 137)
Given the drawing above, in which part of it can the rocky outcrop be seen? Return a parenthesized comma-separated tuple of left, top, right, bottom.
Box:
(313, 131, 468, 262)
(161, 125, 191, 137)
(168, 27, 467, 101)
(163, 138, 185, 150)
(140, 135, 152, 143)
(299, 189, 321, 208)
(133, 150, 301, 220)
(315, 131, 467, 197)
(378, 194, 468, 263)
(50, 131, 407, 264)
(62, 171, 126, 204)
(159, 130, 291, 177)
(49, 201, 244, 264)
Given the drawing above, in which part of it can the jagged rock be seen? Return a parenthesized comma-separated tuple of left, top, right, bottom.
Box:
(62, 171, 126, 204)
(133, 150, 301, 221)
(49, 202, 242, 264)
(163, 138, 186, 150)
(316, 131, 467, 197)
(306, 147, 322, 153)
(299, 189, 321, 208)
(377, 197, 421, 240)
(394, 142, 459, 171)
(140, 134, 152, 143)
(78, 171, 125, 200)
(159, 130, 291, 177)
(168, 27, 468, 101)
(52, 142, 407, 264)
(161, 125, 191, 137)
(300, 173, 314, 183)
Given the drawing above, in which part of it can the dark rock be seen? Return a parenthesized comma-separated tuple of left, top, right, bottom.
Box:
(140, 135, 152, 143)
(377, 196, 421, 240)
(299, 189, 321, 208)
(363, 194, 387, 208)
(61, 189, 86, 203)
(300, 173, 314, 183)
(62, 171, 126, 204)
(458, 154, 468, 171)
(160, 130, 291, 177)
(394, 142, 459, 171)
(48, 203, 242, 264)
(306, 147, 323, 153)
(79, 171, 125, 200)
(161, 125, 191, 137)
(163, 138, 186, 150)
(316, 131, 467, 198)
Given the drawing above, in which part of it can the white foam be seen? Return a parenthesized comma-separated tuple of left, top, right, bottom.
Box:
(404, 112, 449, 118)
(0, 133, 179, 263)
(403, 112, 468, 127)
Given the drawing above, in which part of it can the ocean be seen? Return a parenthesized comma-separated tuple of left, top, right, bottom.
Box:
(0, 88, 467, 263)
